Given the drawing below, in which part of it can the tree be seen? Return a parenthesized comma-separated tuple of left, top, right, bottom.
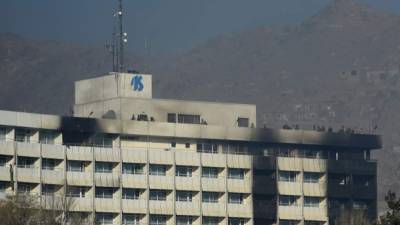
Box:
(376, 191, 400, 225)
(0, 193, 86, 225)
(334, 208, 372, 225)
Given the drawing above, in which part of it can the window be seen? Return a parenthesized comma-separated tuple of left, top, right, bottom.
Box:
(278, 171, 297, 182)
(303, 172, 321, 183)
(92, 134, 113, 148)
(42, 158, 56, 170)
(197, 142, 218, 154)
(95, 162, 114, 173)
(304, 221, 323, 225)
(149, 165, 167, 176)
(42, 184, 56, 196)
(67, 161, 86, 172)
(279, 220, 300, 225)
(167, 113, 176, 123)
(228, 168, 245, 179)
(353, 200, 368, 210)
(177, 216, 193, 225)
(67, 186, 87, 198)
(150, 215, 167, 225)
(202, 167, 219, 178)
(17, 183, 35, 194)
(202, 192, 219, 203)
(304, 197, 321, 207)
(0, 181, 7, 191)
(229, 218, 246, 225)
(40, 131, 56, 144)
(185, 143, 190, 148)
(171, 142, 176, 148)
(0, 127, 6, 141)
(237, 117, 249, 128)
(96, 213, 114, 225)
(123, 214, 141, 225)
(176, 166, 193, 177)
(329, 173, 349, 186)
(228, 193, 244, 204)
(17, 156, 36, 168)
(122, 188, 141, 200)
(149, 190, 167, 201)
(301, 150, 320, 159)
(176, 191, 193, 202)
(122, 163, 144, 175)
(202, 217, 221, 225)
(178, 114, 200, 124)
(279, 195, 298, 206)
(0, 156, 9, 166)
(15, 129, 32, 142)
(95, 187, 114, 199)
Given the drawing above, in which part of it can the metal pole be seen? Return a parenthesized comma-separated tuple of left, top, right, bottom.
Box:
(118, 0, 124, 72)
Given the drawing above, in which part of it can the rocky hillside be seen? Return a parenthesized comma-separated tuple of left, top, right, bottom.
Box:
(1, 0, 400, 210)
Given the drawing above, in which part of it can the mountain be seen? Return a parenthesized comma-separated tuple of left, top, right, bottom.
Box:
(1, 0, 400, 210)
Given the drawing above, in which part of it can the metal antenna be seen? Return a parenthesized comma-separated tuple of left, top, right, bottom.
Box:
(117, 0, 126, 72)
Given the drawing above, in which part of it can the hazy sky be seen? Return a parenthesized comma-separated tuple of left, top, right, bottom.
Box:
(1, 0, 400, 53)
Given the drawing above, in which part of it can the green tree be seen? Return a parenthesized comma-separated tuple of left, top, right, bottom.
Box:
(377, 191, 400, 225)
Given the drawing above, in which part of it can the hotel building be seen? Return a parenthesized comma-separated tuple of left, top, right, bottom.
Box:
(0, 73, 381, 225)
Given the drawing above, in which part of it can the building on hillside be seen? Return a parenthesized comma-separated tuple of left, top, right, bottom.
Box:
(0, 72, 381, 225)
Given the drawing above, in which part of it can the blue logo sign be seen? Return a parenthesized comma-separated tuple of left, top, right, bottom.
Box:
(131, 75, 144, 92)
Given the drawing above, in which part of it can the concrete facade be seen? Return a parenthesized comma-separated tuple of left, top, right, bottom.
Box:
(0, 72, 381, 225)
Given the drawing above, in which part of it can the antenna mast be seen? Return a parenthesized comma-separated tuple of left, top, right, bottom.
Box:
(117, 0, 125, 72)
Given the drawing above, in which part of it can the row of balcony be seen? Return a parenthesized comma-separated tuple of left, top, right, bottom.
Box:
(0, 142, 254, 168)
(0, 167, 251, 192)
(278, 206, 328, 221)
(39, 196, 253, 217)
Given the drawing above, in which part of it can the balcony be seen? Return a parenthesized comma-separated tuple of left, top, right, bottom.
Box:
(67, 171, 92, 186)
(253, 177, 276, 194)
(16, 167, 40, 183)
(278, 206, 302, 220)
(201, 177, 226, 192)
(94, 173, 120, 187)
(122, 199, 147, 214)
(227, 154, 252, 169)
(175, 176, 200, 191)
(122, 174, 147, 188)
(328, 160, 377, 175)
(16, 142, 40, 157)
(0, 141, 14, 155)
(66, 146, 93, 161)
(201, 153, 226, 167)
(149, 200, 174, 214)
(68, 197, 92, 212)
(327, 183, 351, 198)
(277, 157, 302, 171)
(148, 150, 173, 165)
(41, 195, 64, 210)
(175, 151, 200, 166)
(277, 182, 302, 196)
(303, 183, 327, 197)
(227, 179, 251, 193)
(202, 202, 226, 217)
(41, 144, 64, 159)
(175, 201, 200, 216)
(95, 198, 121, 212)
(304, 207, 328, 221)
(94, 147, 120, 162)
(302, 158, 327, 172)
(0, 166, 11, 181)
(227, 204, 252, 218)
(149, 176, 174, 190)
(121, 148, 147, 163)
(42, 169, 64, 185)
